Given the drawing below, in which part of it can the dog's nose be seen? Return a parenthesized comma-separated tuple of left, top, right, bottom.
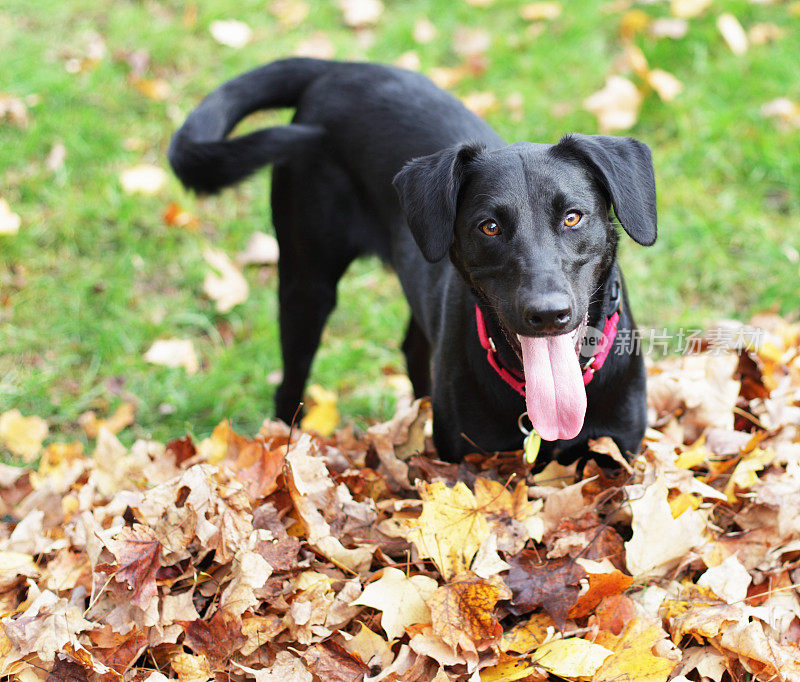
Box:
(524, 295, 571, 333)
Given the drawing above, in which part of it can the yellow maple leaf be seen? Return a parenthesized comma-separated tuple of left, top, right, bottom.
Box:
(593, 619, 676, 682)
(500, 612, 557, 654)
(409, 480, 490, 580)
(532, 637, 614, 677)
(350, 567, 438, 640)
(0, 409, 48, 461)
(301, 384, 339, 437)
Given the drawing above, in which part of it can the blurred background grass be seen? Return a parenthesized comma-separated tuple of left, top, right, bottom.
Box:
(1, 0, 798, 447)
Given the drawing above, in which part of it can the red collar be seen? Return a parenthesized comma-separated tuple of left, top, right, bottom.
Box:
(474, 304, 620, 396)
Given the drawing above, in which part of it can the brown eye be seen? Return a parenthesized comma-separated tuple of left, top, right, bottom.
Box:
(480, 220, 500, 236)
(564, 211, 582, 228)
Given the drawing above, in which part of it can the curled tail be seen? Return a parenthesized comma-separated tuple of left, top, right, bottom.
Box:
(168, 58, 333, 194)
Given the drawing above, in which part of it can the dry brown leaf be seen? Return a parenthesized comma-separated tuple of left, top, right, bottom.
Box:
(303, 640, 370, 681)
(103, 525, 162, 609)
(429, 573, 511, 654)
(506, 552, 585, 628)
(1, 589, 97, 662)
(171, 652, 213, 682)
(625, 477, 707, 577)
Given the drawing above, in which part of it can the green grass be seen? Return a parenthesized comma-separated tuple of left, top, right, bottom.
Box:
(1, 0, 799, 448)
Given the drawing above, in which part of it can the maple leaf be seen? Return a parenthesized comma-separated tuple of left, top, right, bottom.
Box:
(182, 609, 244, 666)
(696, 553, 752, 604)
(232, 440, 285, 500)
(625, 477, 707, 577)
(351, 567, 437, 640)
(531, 637, 614, 677)
(1, 588, 97, 662)
(590, 593, 636, 635)
(303, 640, 370, 682)
(86, 627, 147, 675)
(233, 651, 312, 681)
(500, 612, 557, 654)
(474, 477, 543, 552)
(592, 618, 676, 682)
(567, 558, 633, 619)
(505, 551, 585, 629)
(428, 572, 511, 654)
(286, 435, 375, 572)
(171, 652, 213, 682)
(104, 525, 161, 609)
(239, 614, 285, 657)
(408, 480, 490, 580)
(344, 623, 395, 670)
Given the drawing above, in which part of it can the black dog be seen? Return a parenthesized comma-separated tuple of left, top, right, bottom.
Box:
(169, 58, 656, 466)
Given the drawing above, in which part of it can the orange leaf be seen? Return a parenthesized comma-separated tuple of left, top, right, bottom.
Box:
(590, 594, 636, 635)
(568, 563, 633, 619)
(429, 572, 511, 654)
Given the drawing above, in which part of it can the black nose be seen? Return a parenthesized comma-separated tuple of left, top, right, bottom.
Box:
(524, 295, 571, 333)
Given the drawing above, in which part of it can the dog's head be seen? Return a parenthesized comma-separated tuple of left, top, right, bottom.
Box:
(393, 134, 657, 339)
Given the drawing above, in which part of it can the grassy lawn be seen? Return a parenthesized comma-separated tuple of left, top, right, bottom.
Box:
(1, 0, 798, 448)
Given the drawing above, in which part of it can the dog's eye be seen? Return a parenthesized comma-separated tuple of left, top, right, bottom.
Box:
(479, 220, 501, 236)
(564, 211, 582, 228)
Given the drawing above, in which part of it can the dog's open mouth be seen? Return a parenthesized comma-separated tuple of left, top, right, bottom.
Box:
(512, 314, 589, 443)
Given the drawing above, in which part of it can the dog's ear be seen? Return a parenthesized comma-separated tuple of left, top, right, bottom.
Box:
(393, 142, 484, 262)
(553, 134, 657, 246)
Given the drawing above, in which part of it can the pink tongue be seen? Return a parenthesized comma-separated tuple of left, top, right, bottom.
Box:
(520, 333, 587, 442)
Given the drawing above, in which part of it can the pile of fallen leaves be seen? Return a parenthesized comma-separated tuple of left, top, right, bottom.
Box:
(2, 315, 800, 681)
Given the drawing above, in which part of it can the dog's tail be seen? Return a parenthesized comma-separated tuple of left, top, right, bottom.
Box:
(168, 58, 333, 194)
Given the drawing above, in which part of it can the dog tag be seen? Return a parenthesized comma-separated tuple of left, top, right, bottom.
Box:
(523, 430, 541, 465)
